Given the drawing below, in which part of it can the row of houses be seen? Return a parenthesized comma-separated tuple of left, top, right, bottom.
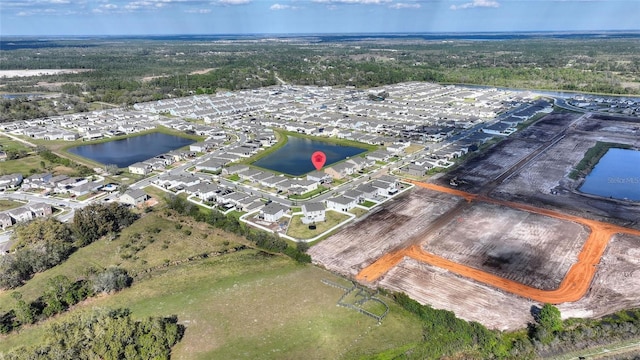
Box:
(257, 175, 400, 224)
(18, 173, 104, 197)
(0, 203, 53, 230)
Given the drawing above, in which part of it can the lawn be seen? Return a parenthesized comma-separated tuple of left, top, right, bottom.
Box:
(0, 199, 23, 211)
(288, 185, 328, 200)
(361, 200, 377, 208)
(349, 207, 368, 218)
(286, 210, 350, 240)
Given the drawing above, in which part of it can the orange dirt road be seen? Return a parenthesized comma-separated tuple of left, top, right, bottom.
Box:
(356, 180, 640, 304)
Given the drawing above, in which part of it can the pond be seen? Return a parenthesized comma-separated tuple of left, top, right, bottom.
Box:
(578, 148, 640, 201)
(68, 132, 195, 168)
(253, 136, 367, 176)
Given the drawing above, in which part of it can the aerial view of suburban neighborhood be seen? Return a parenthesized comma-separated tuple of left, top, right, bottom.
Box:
(1, 1, 640, 359)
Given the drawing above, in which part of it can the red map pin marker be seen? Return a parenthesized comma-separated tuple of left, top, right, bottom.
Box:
(311, 151, 326, 170)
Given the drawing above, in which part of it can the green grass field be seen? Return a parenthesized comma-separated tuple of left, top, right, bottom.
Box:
(0, 199, 23, 211)
(0, 155, 51, 176)
(0, 137, 32, 153)
(0, 210, 424, 359)
(286, 210, 350, 240)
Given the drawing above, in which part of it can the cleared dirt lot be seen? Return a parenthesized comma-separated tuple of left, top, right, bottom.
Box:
(378, 258, 536, 331)
(438, 138, 540, 193)
(422, 202, 589, 290)
(494, 115, 640, 228)
(309, 188, 461, 277)
(560, 233, 640, 320)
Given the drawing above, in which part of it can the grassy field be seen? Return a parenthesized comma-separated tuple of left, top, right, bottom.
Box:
(0, 199, 23, 211)
(0, 137, 32, 153)
(0, 211, 246, 311)
(0, 155, 51, 176)
(286, 210, 350, 240)
(0, 210, 424, 359)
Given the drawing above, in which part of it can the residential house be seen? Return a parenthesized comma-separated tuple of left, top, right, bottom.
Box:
(223, 164, 250, 176)
(0, 213, 13, 230)
(324, 162, 356, 180)
(129, 162, 152, 176)
(307, 171, 333, 184)
(402, 163, 427, 177)
(326, 196, 357, 212)
(8, 207, 33, 223)
(342, 189, 364, 203)
(0, 173, 23, 191)
(119, 189, 149, 206)
(29, 203, 53, 217)
(195, 158, 227, 173)
(355, 183, 378, 200)
(260, 203, 288, 222)
(301, 202, 326, 224)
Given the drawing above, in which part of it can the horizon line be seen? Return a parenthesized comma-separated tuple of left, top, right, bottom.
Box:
(3, 30, 640, 38)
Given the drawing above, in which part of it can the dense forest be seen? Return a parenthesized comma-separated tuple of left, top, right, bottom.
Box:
(1, 37, 639, 121)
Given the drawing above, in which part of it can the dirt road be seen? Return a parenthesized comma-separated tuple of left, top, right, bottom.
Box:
(357, 180, 640, 304)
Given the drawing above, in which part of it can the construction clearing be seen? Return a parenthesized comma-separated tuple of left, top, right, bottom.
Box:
(310, 111, 640, 330)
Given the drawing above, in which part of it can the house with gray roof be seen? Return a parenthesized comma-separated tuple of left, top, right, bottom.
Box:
(326, 196, 357, 212)
(301, 202, 326, 224)
(260, 203, 288, 222)
(119, 189, 149, 206)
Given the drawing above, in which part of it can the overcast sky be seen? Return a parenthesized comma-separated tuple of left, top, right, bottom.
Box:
(1, 0, 639, 36)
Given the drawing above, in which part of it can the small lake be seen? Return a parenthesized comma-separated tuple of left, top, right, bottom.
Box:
(68, 132, 195, 168)
(579, 148, 640, 201)
(253, 136, 367, 176)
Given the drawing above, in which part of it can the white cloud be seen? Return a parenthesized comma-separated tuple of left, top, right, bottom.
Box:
(312, 0, 391, 4)
(185, 7, 212, 12)
(270, 3, 299, 10)
(450, 0, 499, 10)
(389, 2, 420, 9)
(216, 0, 251, 5)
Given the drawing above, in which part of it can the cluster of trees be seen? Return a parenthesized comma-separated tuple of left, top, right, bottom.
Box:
(390, 293, 640, 359)
(2, 37, 639, 119)
(2, 308, 183, 359)
(165, 195, 311, 263)
(0, 268, 132, 334)
(37, 147, 94, 176)
(0, 204, 138, 289)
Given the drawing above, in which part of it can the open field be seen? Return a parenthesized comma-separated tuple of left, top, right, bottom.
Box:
(309, 188, 462, 278)
(0, 250, 424, 359)
(0, 211, 247, 311)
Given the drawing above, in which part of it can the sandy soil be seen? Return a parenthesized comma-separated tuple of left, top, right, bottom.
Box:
(0, 69, 89, 78)
(309, 189, 462, 277)
(378, 258, 536, 331)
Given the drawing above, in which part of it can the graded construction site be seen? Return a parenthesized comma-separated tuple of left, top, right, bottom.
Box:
(310, 111, 640, 330)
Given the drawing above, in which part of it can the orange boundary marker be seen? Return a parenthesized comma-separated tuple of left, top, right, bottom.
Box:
(357, 180, 640, 304)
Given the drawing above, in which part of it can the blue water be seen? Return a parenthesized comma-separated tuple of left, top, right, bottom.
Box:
(253, 136, 366, 176)
(68, 132, 195, 168)
(579, 148, 640, 201)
